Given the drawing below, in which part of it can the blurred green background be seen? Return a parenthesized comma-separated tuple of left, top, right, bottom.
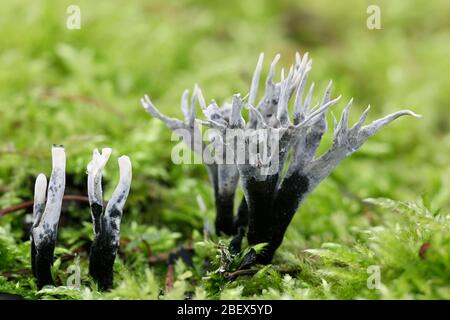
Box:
(0, 0, 449, 299)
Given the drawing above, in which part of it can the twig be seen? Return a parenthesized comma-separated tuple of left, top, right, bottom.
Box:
(0, 148, 46, 159)
(40, 88, 126, 118)
(165, 265, 174, 292)
(0, 195, 90, 216)
(1, 269, 32, 280)
(223, 267, 300, 279)
(330, 174, 371, 207)
(223, 269, 259, 279)
(148, 243, 193, 265)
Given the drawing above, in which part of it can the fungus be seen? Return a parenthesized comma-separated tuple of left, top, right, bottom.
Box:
(87, 148, 132, 290)
(31, 145, 66, 288)
(141, 52, 420, 263)
(141, 87, 241, 236)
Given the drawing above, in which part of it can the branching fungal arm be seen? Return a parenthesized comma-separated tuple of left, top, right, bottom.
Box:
(141, 88, 240, 235)
(141, 52, 420, 263)
(31, 145, 66, 288)
(87, 149, 132, 290)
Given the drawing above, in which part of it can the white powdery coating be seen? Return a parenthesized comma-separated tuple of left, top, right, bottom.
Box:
(141, 93, 207, 159)
(33, 146, 66, 248)
(218, 164, 240, 196)
(141, 52, 421, 223)
(87, 148, 112, 206)
(32, 173, 47, 228)
(44, 146, 66, 227)
(141, 95, 185, 131)
(303, 109, 422, 192)
(117, 155, 132, 189)
(208, 54, 418, 201)
(87, 148, 112, 176)
(104, 155, 132, 243)
(248, 52, 264, 108)
(51, 145, 66, 170)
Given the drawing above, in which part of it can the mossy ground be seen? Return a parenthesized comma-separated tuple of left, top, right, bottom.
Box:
(0, 0, 449, 299)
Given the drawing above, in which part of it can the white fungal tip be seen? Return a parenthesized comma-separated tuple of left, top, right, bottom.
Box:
(195, 85, 207, 110)
(101, 148, 113, 159)
(270, 53, 281, 68)
(404, 110, 422, 118)
(51, 145, 66, 169)
(34, 173, 47, 201)
(141, 94, 152, 110)
(118, 155, 132, 182)
(258, 52, 264, 62)
(87, 147, 112, 174)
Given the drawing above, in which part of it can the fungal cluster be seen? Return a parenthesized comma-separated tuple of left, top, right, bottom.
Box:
(87, 148, 132, 290)
(31, 146, 132, 290)
(141, 52, 420, 263)
(29, 51, 419, 290)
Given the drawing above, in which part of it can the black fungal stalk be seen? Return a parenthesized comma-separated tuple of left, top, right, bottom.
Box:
(87, 148, 132, 290)
(31, 146, 66, 288)
(142, 52, 420, 263)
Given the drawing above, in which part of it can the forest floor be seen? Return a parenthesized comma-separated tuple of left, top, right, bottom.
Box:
(0, 0, 449, 299)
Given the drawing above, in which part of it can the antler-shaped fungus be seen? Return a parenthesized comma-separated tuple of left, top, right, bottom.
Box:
(209, 53, 420, 262)
(142, 52, 420, 263)
(141, 88, 241, 236)
(87, 148, 132, 290)
(31, 145, 66, 288)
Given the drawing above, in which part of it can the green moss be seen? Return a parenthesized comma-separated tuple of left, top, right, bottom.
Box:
(0, 0, 449, 300)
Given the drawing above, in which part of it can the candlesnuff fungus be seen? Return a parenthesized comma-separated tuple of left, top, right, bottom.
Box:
(141, 88, 241, 236)
(87, 148, 132, 290)
(31, 145, 66, 288)
(142, 52, 420, 264)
